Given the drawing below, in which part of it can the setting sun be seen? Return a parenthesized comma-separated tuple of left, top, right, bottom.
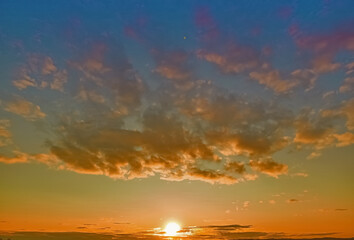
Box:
(164, 222, 181, 236)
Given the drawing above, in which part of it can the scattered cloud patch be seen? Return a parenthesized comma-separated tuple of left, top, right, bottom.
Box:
(2, 97, 45, 120)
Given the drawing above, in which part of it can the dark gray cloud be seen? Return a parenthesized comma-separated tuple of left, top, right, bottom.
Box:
(0, 230, 343, 240)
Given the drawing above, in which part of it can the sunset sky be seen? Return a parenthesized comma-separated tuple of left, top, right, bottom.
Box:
(0, 0, 353, 239)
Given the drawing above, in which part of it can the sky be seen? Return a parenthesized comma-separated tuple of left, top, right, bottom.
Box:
(0, 0, 353, 239)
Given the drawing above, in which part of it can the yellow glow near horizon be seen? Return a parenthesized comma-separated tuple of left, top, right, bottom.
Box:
(164, 222, 181, 236)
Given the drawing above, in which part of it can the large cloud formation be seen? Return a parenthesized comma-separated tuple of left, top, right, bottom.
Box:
(1, 9, 354, 185)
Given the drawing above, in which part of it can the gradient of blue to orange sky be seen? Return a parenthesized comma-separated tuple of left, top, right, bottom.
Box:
(0, 1, 353, 239)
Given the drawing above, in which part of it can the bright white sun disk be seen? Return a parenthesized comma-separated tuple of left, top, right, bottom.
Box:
(164, 222, 181, 236)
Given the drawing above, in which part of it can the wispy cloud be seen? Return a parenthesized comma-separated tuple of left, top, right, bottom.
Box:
(1, 97, 46, 120)
(0, 119, 12, 147)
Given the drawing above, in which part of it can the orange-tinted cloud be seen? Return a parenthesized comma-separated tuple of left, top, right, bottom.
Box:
(69, 40, 145, 114)
(339, 77, 354, 93)
(296, 26, 354, 73)
(153, 50, 194, 90)
(0, 151, 58, 165)
(249, 158, 288, 178)
(77, 86, 106, 104)
(311, 54, 341, 74)
(249, 70, 298, 93)
(294, 108, 334, 146)
(333, 132, 354, 147)
(2, 96, 46, 120)
(13, 54, 67, 92)
(197, 45, 260, 74)
(249, 67, 318, 93)
(321, 98, 354, 131)
(0, 152, 28, 164)
(185, 167, 238, 185)
(293, 101, 354, 158)
(48, 109, 224, 183)
(225, 161, 246, 174)
(0, 119, 12, 147)
(345, 62, 354, 75)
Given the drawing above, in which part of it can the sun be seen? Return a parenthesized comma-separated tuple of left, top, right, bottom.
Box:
(164, 222, 181, 236)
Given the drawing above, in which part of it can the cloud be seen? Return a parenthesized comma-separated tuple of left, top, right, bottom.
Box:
(194, 6, 220, 43)
(294, 108, 335, 147)
(12, 54, 67, 92)
(296, 25, 354, 73)
(333, 132, 354, 147)
(5, 61, 352, 185)
(0, 152, 28, 164)
(292, 172, 309, 177)
(42, 72, 298, 185)
(123, 14, 149, 43)
(153, 50, 195, 90)
(249, 68, 317, 93)
(311, 54, 341, 74)
(342, 98, 354, 131)
(335, 208, 348, 211)
(0, 152, 58, 165)
(0, 227, 340, 240)
(14, 74, 301, 185)
(184, 168, 238, 185)
(0, 119, 12, 147)
(249, 158, 288, 178)
(2, 97, 46, 120)
(48, 109, 235, 184)
(177, 93, 293, 160)
(206, 124, 290, 158)
(68, 40, 145, 114)
(334, 208, 348, 211)
(292, 106, 354, 157)
(175, 224, 253, 239)
(76, 226, 87, 229)
(12, 72, 37, 90)
(4, 20, 354, 186)
(287, 198, 300, 203)
(41, 56, 57, 75)
(169, 223, 337, 240)
(345, 62, 354, 75)
(243, 201, 250, 209)
(197, 46, 260, 74)
(249, 70, 298, 93)
(194, 224, 251, 231)
(49, 70, 68, 92)
(339, 77, 354, 93)
(277, 6, 293, 19)
(193, 8, 265, 77)
(77, 86, 106, 104)
(225, 161, 246, 174)
(290, 69, 318, 91)
(321, 98, 354, 131)
(295, 99, 354, 156)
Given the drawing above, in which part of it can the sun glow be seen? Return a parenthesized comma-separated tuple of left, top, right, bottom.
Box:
(164, 222, 181, 236)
